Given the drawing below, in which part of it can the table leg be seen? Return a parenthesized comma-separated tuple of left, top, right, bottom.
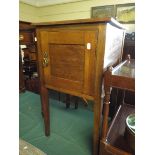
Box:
(93, 97, 102, 155)
(40, 86, 50, 136)
(66, 94, 70, 108)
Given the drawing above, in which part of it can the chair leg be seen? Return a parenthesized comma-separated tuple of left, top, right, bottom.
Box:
(66, 94, 70, 108)
(58, 92, 61, 103)
(65, 95, 79, 109)
(75, 97, 78, 109)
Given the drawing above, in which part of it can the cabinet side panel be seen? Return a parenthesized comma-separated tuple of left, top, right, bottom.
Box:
(103, 24, 125, 70)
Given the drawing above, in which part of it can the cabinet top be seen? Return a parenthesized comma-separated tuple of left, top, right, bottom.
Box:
(32, 17, 125, 29)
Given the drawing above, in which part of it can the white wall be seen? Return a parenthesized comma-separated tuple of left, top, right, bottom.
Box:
(19, 0, 135, 32)
(19, 2, 39, 22)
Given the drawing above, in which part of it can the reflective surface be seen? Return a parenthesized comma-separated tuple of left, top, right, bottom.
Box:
(113, 59, 135, 78)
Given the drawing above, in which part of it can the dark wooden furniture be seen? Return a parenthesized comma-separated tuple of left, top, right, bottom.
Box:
(122, 38, 135, 106)
(123, 40, 135, 60)
(19, 21, 39, 93)
(109, 36, 135, 118)
(100, 56, 135, 155)
(34, 18, 125, 155)
(19, 46, 25, 93)
(65, 94, 79, 109)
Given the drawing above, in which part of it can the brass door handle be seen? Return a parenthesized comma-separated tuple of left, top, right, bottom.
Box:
(43, 52, 49, 67)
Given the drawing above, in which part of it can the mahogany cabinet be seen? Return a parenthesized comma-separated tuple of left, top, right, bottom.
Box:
(34, 18, 125, 155)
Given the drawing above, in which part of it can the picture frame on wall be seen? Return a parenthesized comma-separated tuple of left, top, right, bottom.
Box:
(91, 5, 115, 18)
(115, 3, 135, 24)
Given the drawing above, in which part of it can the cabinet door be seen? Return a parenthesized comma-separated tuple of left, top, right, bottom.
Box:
(39, 30, 97, 96)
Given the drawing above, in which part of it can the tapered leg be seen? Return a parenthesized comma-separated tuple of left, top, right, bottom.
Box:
(74, 97, 78, 109)
(40, 86, 50, 136)
(58, 92, 61, 102)
(93, 97, 103, 155)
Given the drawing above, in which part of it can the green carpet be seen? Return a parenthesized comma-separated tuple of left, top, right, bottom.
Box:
(19, 91, 94, 155)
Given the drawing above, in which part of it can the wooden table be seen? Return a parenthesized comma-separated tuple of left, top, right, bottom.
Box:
(34, 17, 125, 155)
(100, 56, 135, 155)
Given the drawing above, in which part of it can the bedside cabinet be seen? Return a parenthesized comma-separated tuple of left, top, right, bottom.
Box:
(34, 18, 125, 155)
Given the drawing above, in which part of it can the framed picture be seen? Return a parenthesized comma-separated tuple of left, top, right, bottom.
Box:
(116, 3, 135, 23)
(91, 5, 115, 18)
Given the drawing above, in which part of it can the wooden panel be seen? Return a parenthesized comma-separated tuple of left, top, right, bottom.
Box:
(46, 77, 83, 92)
(49, 44, 85, 82)
(40, 29, 97, 95)
(40, 30, 85, 93)
(45, 43, 84, 92)
(49, 31, 84, 44)
(111, 76, 135, 91)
